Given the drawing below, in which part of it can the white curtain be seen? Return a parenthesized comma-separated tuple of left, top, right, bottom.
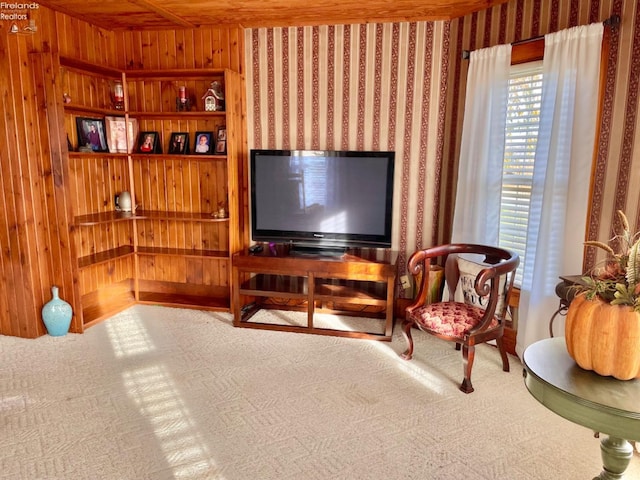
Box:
(451, 25, 603, 356)
(516, 23, 604, 357)
(451, 44, 512, 244)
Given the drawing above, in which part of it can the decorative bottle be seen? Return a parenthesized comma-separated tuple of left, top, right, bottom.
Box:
(112, 80, 125, 110)
(41, 286, 73, 336)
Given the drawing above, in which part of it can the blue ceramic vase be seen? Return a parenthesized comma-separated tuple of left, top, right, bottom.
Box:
(42, 286, 73, 336)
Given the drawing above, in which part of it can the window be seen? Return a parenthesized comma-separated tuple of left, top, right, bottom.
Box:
(499, 61, 543, 286)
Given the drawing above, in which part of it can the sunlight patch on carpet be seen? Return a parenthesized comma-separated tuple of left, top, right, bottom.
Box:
(369, 340, 449, 394)
(106, 311, 224, 479)
(105, 313, 157, 357)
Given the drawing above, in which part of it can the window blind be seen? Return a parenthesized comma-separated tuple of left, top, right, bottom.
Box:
(499, 62, 543, 286)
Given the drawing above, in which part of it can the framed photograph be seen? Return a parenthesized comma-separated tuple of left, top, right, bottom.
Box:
(105, 116, 139, 153)
(137, 131, 161, 154)
(214, 126, 227, 154)
(76, 117, 108, 152)
(194, 131, 213, 154)
(168, 132, 189, 154)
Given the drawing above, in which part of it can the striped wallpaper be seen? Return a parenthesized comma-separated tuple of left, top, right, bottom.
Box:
(246, 0, 640, 279)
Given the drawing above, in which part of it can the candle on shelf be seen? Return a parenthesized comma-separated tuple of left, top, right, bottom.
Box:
(176, 86, 191, 111)
(112, 81, 124, 110)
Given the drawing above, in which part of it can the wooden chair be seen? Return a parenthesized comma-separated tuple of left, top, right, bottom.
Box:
(401, 244, 519, 393)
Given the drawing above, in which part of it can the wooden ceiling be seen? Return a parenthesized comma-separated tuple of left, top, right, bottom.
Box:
(37, 0, 509, 30)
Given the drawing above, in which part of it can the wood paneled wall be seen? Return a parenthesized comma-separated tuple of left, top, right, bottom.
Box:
(113, 28, 244, 72)
(0, 8, 83, 337)
(55, 13, 118, 65)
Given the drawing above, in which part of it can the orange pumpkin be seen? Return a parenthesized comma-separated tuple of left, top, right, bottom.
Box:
(565, 294, 640, 380)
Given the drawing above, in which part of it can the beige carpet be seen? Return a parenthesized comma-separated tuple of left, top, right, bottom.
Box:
(1, 305, 638, 480)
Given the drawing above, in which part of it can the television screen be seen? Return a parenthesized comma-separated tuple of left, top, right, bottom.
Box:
(250, 149, 395, 251)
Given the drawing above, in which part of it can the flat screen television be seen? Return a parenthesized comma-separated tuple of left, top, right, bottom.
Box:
(250, 149, 395, 254)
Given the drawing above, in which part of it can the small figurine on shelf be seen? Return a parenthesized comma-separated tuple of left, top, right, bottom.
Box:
(176, 85, 192, 112)
(202, 81, 224, 112)
(212, 200, 227, 219)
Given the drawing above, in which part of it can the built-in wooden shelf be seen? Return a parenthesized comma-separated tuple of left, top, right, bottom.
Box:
(68, 152, 129, 159)
(63, 104, 124, 117)
(74, 211, 135, 226)
(138, 291, 229, 310)
(60, 55, 122, 78)
(81, 280, 135, 327)
(129, 111, 225, 119)
(137, 247, 228, 258)
(82, 298, 135, 328)
(125, 68, 226, 79)
(136, 210, 229, 222)
(78, 246, 227, 269)
(62, 57, 244, 332)
(78, 245, 135, 268)
(74, 210, 229, 226)
(130, 153, 226, 161)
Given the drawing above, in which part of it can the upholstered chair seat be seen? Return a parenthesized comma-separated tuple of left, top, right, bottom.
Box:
(407, 302, 499, 338)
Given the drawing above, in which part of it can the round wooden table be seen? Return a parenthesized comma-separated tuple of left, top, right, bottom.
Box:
(523, 337, 640, 480)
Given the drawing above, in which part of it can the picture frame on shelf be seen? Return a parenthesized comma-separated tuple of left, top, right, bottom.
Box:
(137, 131, 161, 154)
(105, 116, 139, 153)
(168, 132, 189, 154)
(75, 117, 108, 152)
(194, 131, 213, 154)
(214, 126, 227, 154)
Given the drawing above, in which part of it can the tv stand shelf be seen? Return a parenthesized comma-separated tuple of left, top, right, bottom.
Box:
(232, 246, 397, 341)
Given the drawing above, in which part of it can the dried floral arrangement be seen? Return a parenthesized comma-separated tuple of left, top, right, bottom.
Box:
(579, 210, 640, 312)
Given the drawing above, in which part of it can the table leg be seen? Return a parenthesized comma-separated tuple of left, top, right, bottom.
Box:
(593, 436, 634, 480)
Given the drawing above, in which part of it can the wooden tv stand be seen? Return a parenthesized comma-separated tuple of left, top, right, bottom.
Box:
(232, 245, 397, 341)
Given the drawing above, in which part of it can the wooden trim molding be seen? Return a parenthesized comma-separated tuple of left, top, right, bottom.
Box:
(511, 38, 544, 65)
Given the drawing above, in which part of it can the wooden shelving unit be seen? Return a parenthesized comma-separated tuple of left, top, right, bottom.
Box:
(130, 111, 227, 119)
(232, 246, 397, 341)
(136, 247, 228, 258)
(60, 56, 245, 329)
(78, 246, 136, 268)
